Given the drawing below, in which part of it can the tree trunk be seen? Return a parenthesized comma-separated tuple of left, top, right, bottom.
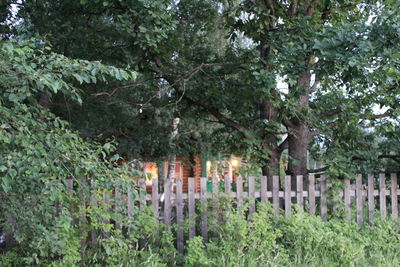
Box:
(288, 124, 310, 176)
(166, 118, 180, 181)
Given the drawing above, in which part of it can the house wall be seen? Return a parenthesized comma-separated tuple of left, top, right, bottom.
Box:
(144, 155, 202, 193)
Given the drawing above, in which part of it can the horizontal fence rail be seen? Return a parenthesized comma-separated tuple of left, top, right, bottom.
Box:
(67, 173, 399, 252)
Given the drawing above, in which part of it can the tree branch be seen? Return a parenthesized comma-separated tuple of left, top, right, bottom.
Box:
(316, 108, 341, 119)
(277, 136, 288, 153)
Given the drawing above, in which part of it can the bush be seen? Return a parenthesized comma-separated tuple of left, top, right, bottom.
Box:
(184, 202, 400, 267)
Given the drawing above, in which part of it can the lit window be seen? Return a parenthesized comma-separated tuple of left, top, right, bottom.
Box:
(144, 163, 158, 185)
(144, 162, 182, 185)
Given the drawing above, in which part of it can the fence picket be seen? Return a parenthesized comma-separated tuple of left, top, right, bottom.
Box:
(152, 179, 159, 220)
(60, 170, 400, 252)
(320, 175, 327, 221)
(367, 174, 374, 223)
(127, 187, 134, 227)
(285, 175, 291, 218)
(212, 163, 219, 194)
(188, 177, 195, 239)
(176, 178, 184, 253)
(391, 173, 398, 219)
(260, 176, 267, 202)
(139, 179, 146, 208)
(200, 177, 208, 242)
(309, 175, 315, 216)
(248, 176, 255, 215)
(236, 175, 243, 209)
(273, 175, 279, 215)
(225, 164, 232, 195)
(90, 180, 97, 244)
(164, 178, 172, 227)
(356, 174, 363, 225)
(379, 173, 387, 219)
(114, 186, 121, 230)
(296, 175, 304, 211)
(102, 191, 110, 238)
(344, 179, 351, 222)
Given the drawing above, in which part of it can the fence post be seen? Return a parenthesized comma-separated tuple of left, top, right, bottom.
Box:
(380, 173, 387, 219)
(176, 178, 184, 253)
(308, 174, 315, 216)
(188, 177, 195, 239)
(320, 175, 327, 221)
(285, 175, 291, 218)
(356, 174, 363, 225)
(367, 174, 375, 224)
(391, 173, 398, 219)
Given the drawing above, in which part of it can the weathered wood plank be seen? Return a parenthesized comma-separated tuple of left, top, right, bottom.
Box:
(163, 178, 172, 227)
(127, 187, 134, 225)
(391, 173, 398, 219)
(260, 176, 267, 202)
(285, 175, 291, 218)
(152, 179, 159, 220)
(308, 175, 315, 216)
(225, 164, 232, 194)
(139, 179, 146, 209)
(102, 190, 110, 238)
(356, 174, 363, 225)
(114, 186, 121, 230)
(212, 163, 219, 194)
(296, 175, 304, 211)
(320, 175, 328, 221)
(273, 175, 279, 216)
(200, 177, 208, 242)
(176, 178, 184, 253)
(188, 177, 195, 239)
(380, 173, 387, 219)
(367, 174, 374, 223)
(248, 176, 255, 215)
(90, 180, 97, 244)
(236, 175, 243, 209)
(344, 178, 351, 222)
(139, 179, 148, 249)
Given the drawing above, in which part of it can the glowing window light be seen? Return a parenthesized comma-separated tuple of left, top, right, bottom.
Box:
(231, 158, 239, 167)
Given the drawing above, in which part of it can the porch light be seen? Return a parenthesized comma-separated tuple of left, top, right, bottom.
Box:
(231, 158, 239, 167)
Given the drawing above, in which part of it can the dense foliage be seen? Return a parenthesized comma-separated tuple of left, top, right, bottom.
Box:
(184, 203, 400, 267)
(1, 0, 400, 266)
(11, 0, 400, 178)
(0, 39, 146, 265)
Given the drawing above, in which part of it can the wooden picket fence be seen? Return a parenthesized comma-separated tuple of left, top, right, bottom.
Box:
(72, 173, 399, 253)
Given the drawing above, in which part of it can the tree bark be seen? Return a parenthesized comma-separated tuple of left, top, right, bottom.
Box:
(166, 118, 180, 181)
(287, 124, 310, 176)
